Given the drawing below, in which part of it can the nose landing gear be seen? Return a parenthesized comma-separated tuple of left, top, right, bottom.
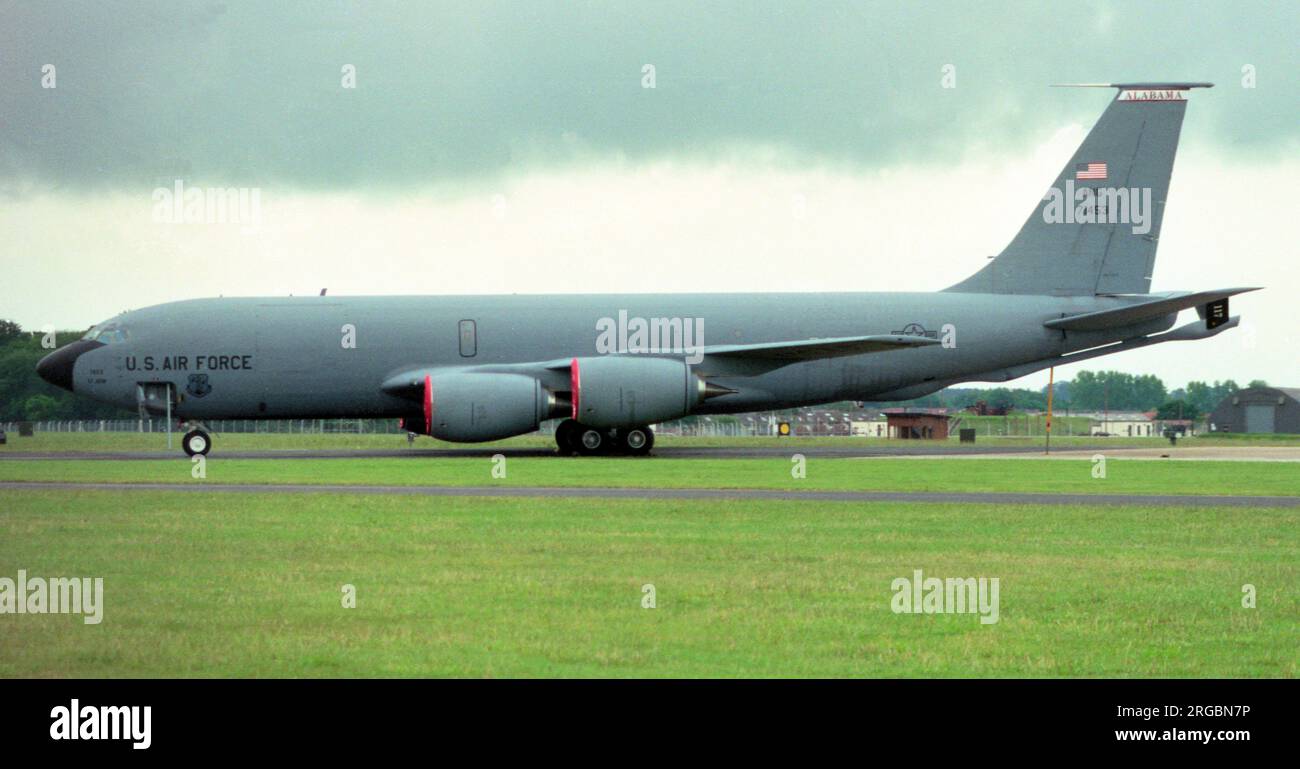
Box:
(182, 427, 212, 456)
(554, 419, 654, 456)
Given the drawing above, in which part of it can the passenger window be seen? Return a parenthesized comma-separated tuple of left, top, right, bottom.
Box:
(458, 320, 476, 357)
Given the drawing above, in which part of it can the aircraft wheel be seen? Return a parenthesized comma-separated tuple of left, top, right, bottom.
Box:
(554, 419, 579, 454)
(619, 426, 654, 456)
(575, 426, 607, 456)
(182, 429, 211, 457)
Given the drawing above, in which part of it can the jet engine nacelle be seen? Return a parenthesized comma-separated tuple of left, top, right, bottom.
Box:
(406, 372, 559, 442)
(571, 356, 707, 428)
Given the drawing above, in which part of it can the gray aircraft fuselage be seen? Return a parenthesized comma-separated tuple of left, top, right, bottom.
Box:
(43, 291, 1171, 421)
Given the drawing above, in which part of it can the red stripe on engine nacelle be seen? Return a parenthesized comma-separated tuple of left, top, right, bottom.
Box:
(423, 374, 433, 435)
(570, 357, 580, 420)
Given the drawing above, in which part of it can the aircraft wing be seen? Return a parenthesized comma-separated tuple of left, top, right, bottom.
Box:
(382, 334, 941, 389)
(704, 334, 941, 360)
(699, 334, 941, 375)
(1044, 287, 1260, 332)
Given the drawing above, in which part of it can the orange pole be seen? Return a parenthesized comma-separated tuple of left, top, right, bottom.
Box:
(1045, 367, 1055, 454)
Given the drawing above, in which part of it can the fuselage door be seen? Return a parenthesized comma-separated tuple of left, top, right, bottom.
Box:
(136, 381, 175, 417)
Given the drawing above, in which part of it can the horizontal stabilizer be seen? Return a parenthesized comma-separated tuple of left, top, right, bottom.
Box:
(1043, 288, 1260, 331)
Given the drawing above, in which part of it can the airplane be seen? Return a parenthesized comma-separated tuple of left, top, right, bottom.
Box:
(37, 81, 1257, 457)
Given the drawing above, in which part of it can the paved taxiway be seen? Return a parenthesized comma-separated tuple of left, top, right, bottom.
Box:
(875, 446, 1300, 462)
(4, 445, 1298, 463)
(0, 444, 1125, 461)
(2, 481, 1295, 507)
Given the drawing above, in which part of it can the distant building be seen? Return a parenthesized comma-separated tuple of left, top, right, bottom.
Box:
(1152, 418, 1197, 436)
(1208, 387, 1300, 434)
(851, 419, 888, 437)
(965, 400, 1009, 416)
(882, 408, 950, 440)
(1084, 412, 1154, 437)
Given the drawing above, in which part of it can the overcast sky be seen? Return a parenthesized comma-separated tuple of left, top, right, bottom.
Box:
(2, 1, 1297, 388)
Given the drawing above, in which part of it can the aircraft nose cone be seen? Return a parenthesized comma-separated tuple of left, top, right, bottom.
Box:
(35, 340, 103, 392)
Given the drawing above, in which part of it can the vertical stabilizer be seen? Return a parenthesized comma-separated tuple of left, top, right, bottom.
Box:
(946, 82, 1211, 295)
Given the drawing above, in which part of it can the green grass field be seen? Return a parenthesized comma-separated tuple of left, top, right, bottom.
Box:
(3, 433, 1296, 677)
(7, 430, 1300, 454)
(2, 456, 1297, 496)
(0, 489, 1294, 678)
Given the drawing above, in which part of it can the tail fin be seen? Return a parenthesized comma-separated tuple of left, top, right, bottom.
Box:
(946, 82, 1212, 296)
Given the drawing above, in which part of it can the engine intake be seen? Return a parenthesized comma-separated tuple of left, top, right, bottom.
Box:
(402, 372, 558, 442)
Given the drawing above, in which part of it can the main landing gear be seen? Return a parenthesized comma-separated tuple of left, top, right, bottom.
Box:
(181, 427, 212, 456)
(554, 419, 654, 456)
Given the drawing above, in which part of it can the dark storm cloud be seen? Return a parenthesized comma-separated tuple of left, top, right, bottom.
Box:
(0, 0, 1295, 193)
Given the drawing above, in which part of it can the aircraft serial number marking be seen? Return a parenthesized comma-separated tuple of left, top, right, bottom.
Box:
(125, 355, 253, 372)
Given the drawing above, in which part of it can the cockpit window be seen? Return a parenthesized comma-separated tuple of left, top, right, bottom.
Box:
(82, 323, 130, 344)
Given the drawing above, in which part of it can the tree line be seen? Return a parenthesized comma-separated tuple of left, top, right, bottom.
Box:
(0, 321, 136, 421)
(866, 371, 1261, 421)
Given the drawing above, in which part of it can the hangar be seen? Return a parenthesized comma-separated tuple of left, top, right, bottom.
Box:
(1208, 387, 1300, 434)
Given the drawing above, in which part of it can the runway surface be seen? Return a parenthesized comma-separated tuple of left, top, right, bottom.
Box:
(3, 481, 1295, 507)
(889, 446, 1300, 462)
(0, 444, 1126, 461)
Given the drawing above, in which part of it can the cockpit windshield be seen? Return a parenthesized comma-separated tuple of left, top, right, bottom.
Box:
(82, 323, 130, 344)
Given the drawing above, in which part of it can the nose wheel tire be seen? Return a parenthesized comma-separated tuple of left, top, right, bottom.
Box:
(182, 429, 211, 457)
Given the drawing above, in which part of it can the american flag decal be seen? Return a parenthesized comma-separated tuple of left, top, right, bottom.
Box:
(1075, 162, 1107, 180)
